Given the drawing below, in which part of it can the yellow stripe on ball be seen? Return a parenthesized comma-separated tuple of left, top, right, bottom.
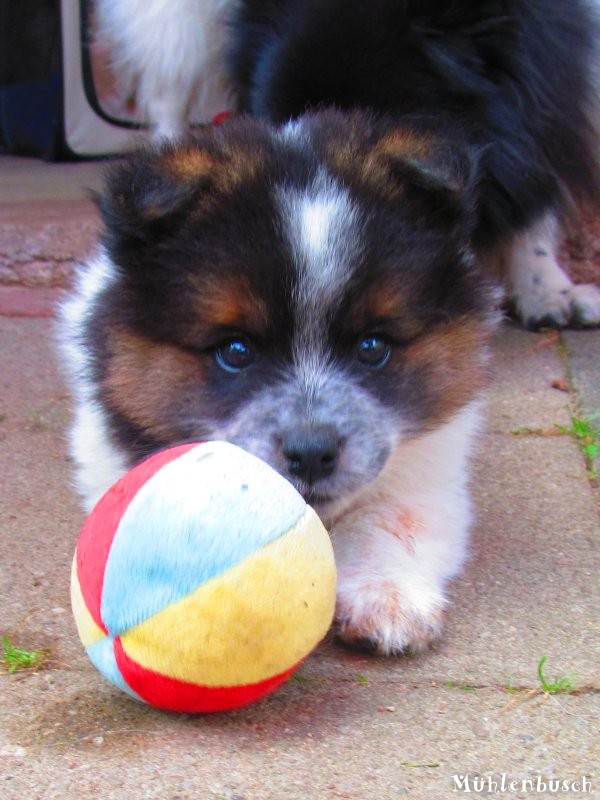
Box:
(70, 556, 106, 647)
(119, 506, 335, 686)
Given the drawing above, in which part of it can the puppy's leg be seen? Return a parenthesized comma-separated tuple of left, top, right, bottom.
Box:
(330, 404, 479, 655)
(508, 211, 600, 328)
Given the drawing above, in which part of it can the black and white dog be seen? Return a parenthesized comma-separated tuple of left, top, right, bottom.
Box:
(62, 0, 600, 653)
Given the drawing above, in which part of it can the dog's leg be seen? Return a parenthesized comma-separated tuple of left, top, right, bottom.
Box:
(142, 89, 191, 140)
(330, 404, 480, 655)
(507, 211, 600, 328)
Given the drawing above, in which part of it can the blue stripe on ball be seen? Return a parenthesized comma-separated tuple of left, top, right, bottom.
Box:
(100, 443, 306, 635)
(87, 636, 144, 701)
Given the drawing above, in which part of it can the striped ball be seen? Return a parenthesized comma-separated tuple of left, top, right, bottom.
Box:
(70, 441, 336, 713)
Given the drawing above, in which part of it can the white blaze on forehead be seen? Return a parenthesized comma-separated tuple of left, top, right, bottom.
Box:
(302, 197, 335, 252)
(277, 168, 361, 411)
(278, 169, 359, 342)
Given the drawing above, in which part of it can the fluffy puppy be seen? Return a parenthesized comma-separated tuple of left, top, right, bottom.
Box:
(228, 0, 600, 328)
(60, 112, 498, 653)
(62, 0, 600, 655)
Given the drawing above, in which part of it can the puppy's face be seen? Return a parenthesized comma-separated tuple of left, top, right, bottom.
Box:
(88, 112, 496, 519)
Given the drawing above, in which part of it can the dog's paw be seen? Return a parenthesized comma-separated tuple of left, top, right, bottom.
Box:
(515, 280, 572, 329)
(508, 220, 600, 329)
(516, 280, 600, 330)
(334, 573, 446, 655)
(568, 283, 600, 327)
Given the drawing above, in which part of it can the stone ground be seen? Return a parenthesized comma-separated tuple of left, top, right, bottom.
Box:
(0, 156, 599, 799)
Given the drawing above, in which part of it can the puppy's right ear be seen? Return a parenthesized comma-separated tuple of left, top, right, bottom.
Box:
(368, 128, 479, 206)
(98, 141, 218, 244)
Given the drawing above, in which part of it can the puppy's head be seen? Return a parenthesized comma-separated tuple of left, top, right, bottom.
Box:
(88, 111, 497, 519)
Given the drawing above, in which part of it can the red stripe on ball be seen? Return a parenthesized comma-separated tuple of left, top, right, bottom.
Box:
(76, 443, 201, 634)
(114, 637, 299, 713)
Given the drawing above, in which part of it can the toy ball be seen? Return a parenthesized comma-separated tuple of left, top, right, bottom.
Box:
(70, 441, 336, 713)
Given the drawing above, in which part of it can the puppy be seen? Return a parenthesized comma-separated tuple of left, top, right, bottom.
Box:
(61, 1, 600, 654)
(60, 112, 497, 653)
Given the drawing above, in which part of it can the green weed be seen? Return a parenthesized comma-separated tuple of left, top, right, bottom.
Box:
(1, 636, 47, 673)
(512, 406, 599, 478)
(443, 680, 476, 691)
(504, 681, 521, 695)
(290, 673, 312, 685)
(556, 407, 600, 477)
(537, 655, 577, 695)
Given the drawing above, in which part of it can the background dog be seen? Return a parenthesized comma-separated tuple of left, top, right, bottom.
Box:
(93, 0, 600, 328)
(227, 0, 600, 329)
(65, 0, 600, 653)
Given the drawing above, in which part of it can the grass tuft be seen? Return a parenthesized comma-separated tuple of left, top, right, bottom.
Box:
(443, 680, 476, 692)
(1, 636, 47, 673)
(537, 655, 577, 695)
(511, 406, 599, 479)
(556, 407, 599, 478)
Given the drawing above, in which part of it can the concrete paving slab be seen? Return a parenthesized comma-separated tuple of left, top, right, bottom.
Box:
(486, 325, 573, 432)
(2, 672, 599, 800)
(0, 317, 83, 675)
(0, 216, 99, 288)
(562, 330, 600, 416)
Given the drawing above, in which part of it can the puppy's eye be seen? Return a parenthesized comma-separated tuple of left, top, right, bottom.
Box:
(215, 338, 255, 372)
(356, 335, 391, 368)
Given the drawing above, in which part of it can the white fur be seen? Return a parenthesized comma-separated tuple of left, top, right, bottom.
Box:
(68, 400, 130, 512)
(508, 211, 600, 328)
(279, 169, 358, 342)
(59, 250, 115, 375)
(58, 250, 129, 511)
(93, 0, 238, 138)
(329, 401, 483, 654)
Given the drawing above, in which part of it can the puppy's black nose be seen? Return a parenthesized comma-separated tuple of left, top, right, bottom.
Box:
(282, 425, 340, 484)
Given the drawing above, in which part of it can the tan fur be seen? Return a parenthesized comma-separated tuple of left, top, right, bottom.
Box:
(402, 319, 491, 425)
(104, 329, 204, 434)
(189, 277, 269, 334)
(353, 285, 423, 341)
(165, 147, 215, 180)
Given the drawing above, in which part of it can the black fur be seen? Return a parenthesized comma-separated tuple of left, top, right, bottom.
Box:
(228, 0, 600, 248)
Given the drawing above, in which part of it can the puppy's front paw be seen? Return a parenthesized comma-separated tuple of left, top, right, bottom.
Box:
(334, 572, 446, 655)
